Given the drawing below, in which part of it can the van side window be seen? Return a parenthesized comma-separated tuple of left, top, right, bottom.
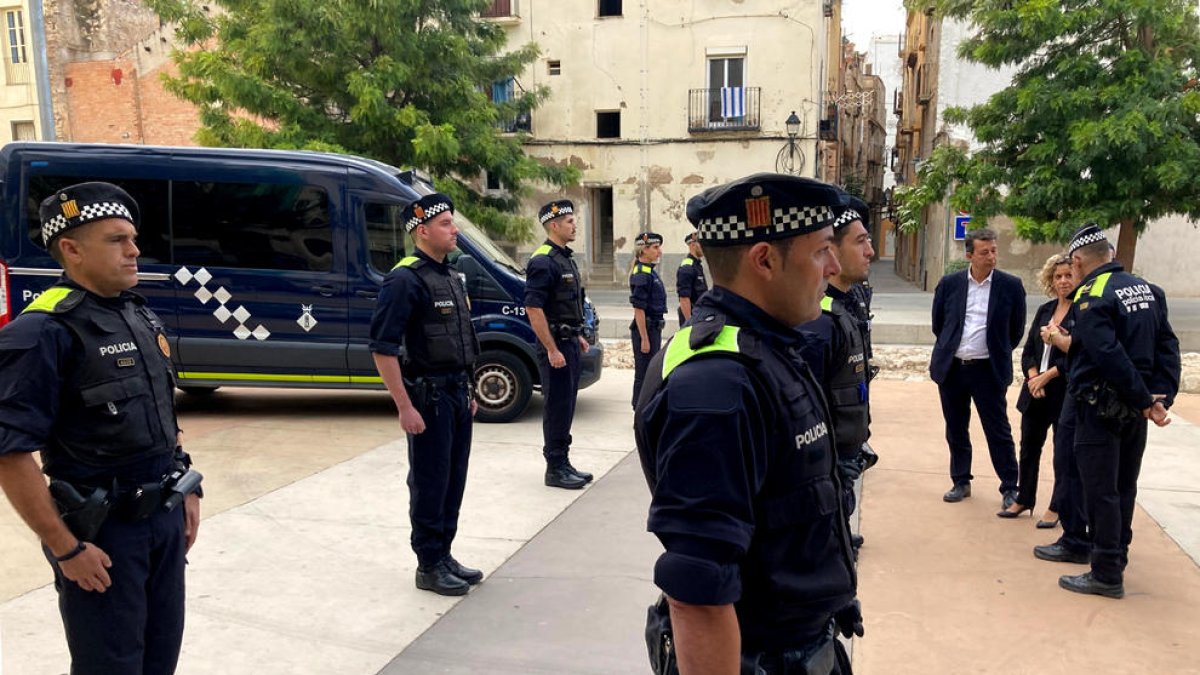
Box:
(173, 181, 333, 272)
(364, 201, 407, 274)
(26, 174, 171, 263)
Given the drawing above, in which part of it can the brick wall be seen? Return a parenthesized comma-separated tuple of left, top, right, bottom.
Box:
(61, 56, 200, 145)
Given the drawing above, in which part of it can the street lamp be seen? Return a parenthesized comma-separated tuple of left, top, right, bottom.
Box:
(776, 110, 804, 175)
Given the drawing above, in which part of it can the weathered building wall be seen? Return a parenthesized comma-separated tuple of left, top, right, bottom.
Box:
(499, 0, 832, 282)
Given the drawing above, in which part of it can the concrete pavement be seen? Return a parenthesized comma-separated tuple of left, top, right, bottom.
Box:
(3, 371, 1200, 673)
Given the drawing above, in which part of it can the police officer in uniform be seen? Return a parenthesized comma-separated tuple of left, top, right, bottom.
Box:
(369, 193, 483, 596)
(525, 199, 593, 490)
(675, 231, 708, 326)
(799, 193, 876, 552)
(0, 182, 202, 675)
(635, 174, 861, 674)
(630, 231, 667, 408)
(1051, 224, 1179, 599)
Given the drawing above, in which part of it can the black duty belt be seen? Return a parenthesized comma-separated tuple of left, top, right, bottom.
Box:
(552, 324, 585, 340)
(741, 624, 838, 675)
(406, 373, 471, 389)
(955, 357, 987, 366)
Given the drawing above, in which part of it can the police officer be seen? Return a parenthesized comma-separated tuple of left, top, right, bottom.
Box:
(0, 182, 202, 675)
(525, 199, 593, 490)
(1052, 224, 1179, 599)
(799, 193, 876, 552)
(369, 193, 483, 596)
(675, 231, 708, 325)
(630, 231, 667, 408)
(635, 174, 860, 674)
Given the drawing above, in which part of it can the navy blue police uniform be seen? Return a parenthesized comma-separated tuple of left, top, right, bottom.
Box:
(635, 174, 860, 675)
(525, 199, 593, 489)
(0, 183, 197, 675)
(799, 197, 875, 525)
(674, 233, 708, 326)
(368, 194, 481, 593)
(1059, 225, 1180, 596)
(630, 232, 668, 409)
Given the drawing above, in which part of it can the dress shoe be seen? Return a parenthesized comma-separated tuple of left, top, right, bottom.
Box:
(415, 562, 470, 596)
(545, 465, 588, 490)
(443, 555, 483, 585)
(1033, 543, 1090, 564)
(997, 503, 1033, 519)
(943, 483, 971, 502)
(1059, 572, 1124, 599)
(565, 460, 593, 483)
(1001, 490, 1019, 510)
(850, 533, 864, 549)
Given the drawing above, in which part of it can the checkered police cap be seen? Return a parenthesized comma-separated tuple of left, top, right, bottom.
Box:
(403, 193, 455, 233)
(1067, 223, 1107, 257)
(684, 231, 699, 245)
(686, 173, 841, 246)
(538, 199, 574, 225)
(636, 231, 663, 246)
(833, 193, 871, 231)
(40, 182, 140, 246)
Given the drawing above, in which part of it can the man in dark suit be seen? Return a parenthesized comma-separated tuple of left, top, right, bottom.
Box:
(930, 228, 1026, 507)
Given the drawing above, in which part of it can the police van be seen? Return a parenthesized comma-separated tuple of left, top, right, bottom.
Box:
(0, 142, 603, 423)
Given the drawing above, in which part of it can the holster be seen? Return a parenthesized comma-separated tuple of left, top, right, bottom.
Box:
(644, 593, 678, 675)
(49, 479, 112, 542)
(1080, 383, 1139, 425)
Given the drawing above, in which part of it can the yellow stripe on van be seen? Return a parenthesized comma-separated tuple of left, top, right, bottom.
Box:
(177, 372, 380, 384)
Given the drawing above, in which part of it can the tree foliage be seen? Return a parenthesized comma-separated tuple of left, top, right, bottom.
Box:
(897, 0, 1200, 266)
(145, 0, 577, 242)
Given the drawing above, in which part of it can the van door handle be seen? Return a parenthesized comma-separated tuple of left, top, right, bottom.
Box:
(355, 290, 378, 300)
(311, 284, 336, 297)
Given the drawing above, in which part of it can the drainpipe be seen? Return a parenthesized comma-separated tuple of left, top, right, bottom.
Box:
(29, 0, 56, 140)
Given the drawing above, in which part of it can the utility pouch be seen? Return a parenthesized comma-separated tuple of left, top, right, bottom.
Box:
(1083, 383, 1138, 424)
(49, 479, 112, 542)
(645, 593, 678, 675)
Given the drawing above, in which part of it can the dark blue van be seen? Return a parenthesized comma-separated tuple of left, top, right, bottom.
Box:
(0, 142, 602, 422)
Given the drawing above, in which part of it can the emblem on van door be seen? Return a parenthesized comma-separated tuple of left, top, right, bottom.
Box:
(174, 266, 272, 341)
(297, 304, 318, 332)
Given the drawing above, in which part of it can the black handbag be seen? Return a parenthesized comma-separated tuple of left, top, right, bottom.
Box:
(645, 593, 678, 675)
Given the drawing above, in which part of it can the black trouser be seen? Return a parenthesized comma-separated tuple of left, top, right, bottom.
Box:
(1074, 401, 1148, 584)
(1015, 387, 1064, 509)
(936, 361, 1019, 493)
(631, 319, 664, 409)
(45, 505, 187, 675)
(1053, 396, 1091, 553)
(537, 337, 582, 466)
(405, 375, 473, 568)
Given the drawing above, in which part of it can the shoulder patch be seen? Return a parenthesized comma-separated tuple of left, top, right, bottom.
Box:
(392, 256, 424, 271)
(0, 312, 58, 350)
(530, 244, 553, 259)
(20, 287, 85, 315)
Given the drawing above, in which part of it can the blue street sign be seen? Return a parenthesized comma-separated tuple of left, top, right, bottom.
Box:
(953, 214, 971, 241)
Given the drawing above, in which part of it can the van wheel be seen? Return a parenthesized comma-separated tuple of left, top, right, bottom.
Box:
(473, 350, 532, 423)
(179, 386, 219, 396)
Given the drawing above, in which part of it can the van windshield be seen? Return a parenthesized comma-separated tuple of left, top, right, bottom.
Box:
(453, 213, 525, 276)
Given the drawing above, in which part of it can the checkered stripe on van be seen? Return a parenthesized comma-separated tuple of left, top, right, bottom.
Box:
(174, 266, 271, 341)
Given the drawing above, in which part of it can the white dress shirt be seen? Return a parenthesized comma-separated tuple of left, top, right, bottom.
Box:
(955, 270, 993, 360)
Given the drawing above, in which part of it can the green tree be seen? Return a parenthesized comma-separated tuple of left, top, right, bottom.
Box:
(145, 0, 577, 242)
(897, 0, 1200, 269)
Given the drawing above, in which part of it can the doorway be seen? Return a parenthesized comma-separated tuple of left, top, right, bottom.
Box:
(590, 186, 614, 284)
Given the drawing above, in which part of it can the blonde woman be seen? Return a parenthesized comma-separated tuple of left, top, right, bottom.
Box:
(999, 254, 1074, 522)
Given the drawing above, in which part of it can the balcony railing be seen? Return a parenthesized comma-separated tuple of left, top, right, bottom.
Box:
(497, 110, 531, 134)
(481, 0, 519, 19)
(4, 59, 29, 85)
(688, 87, 761, 132)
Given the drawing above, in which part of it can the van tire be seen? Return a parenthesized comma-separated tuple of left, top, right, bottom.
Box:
(179, 386, 220, 396)
(473, 350, 532, 424)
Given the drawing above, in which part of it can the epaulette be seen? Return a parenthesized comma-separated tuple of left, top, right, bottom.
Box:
(20, 286, 86, 315)
(392, 256, 427, 271)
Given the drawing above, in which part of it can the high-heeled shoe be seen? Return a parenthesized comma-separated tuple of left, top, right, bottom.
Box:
(996, 503, 1033, 518)
(1036, 511, 1060, 529)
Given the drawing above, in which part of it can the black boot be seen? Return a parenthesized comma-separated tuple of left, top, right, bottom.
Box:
(443, 555, 483, 585)
(1059, 572, 1124, 599)
(415, 561, 470, 596)
(565, 459, 593, 483)
(545, 464, 587, 489)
